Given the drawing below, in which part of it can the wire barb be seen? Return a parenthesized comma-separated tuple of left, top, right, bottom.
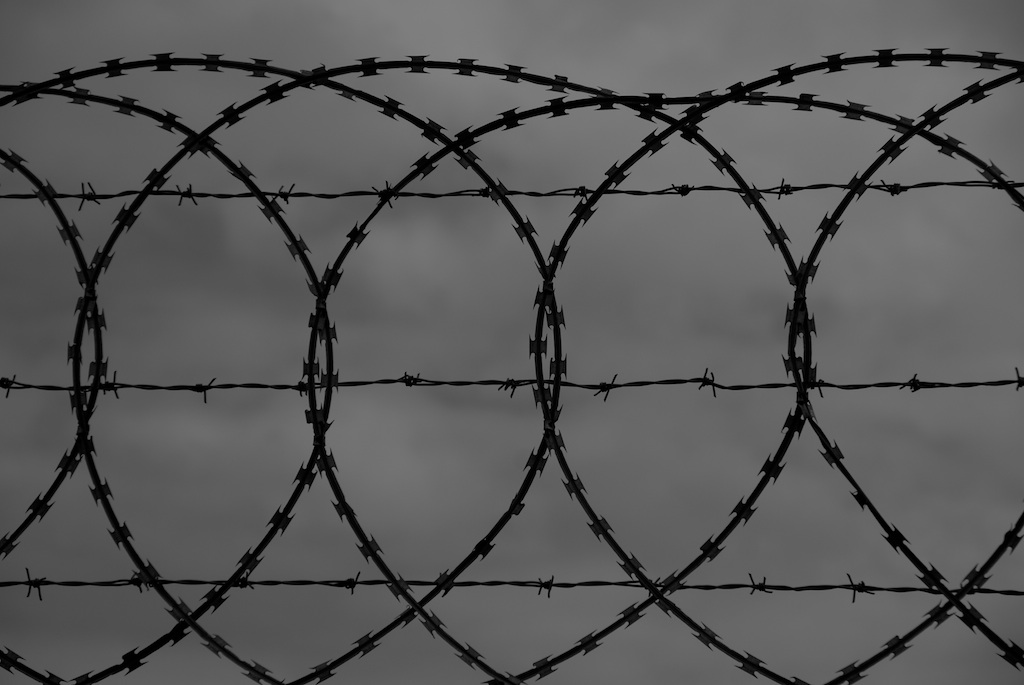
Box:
(748, 573, 772, 595)
(699, 368, 717, 397)
(593, 373, 617, 402)
(23, 568, 44, 601)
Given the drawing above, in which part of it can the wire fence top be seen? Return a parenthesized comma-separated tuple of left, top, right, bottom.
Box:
(1, 51, 1023, 685)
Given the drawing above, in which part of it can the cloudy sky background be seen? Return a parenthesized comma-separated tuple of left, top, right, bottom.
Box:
(2, 2, 1024, 684)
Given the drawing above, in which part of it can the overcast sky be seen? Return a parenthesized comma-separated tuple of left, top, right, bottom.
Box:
(2, 2, 1024, 684)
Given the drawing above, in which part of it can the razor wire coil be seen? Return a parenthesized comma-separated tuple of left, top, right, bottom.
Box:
(1, 50, 1023, 684)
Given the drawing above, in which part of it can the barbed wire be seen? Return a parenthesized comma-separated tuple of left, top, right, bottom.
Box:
(1, 179, 1021, 206)
(1, 50, 1023, 685)
(5, 573, 1024, 601)
(2, 371, 1024, 401)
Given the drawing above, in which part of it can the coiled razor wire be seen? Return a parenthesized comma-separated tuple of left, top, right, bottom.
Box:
(0, 51, 1022, 684)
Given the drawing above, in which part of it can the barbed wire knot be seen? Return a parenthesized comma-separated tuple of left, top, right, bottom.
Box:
(593, 373, 617, 402)
(78, 181, 99, 211)
(498, 378, 520, 397)
(748, 573, 772, 595)
(101, 370, 120, 398)
(372, 182, 395, 207)
(24, 568, 44, 601)
(175, 184, 198, 206)
(846, 573, 873, 603)
(699, 368, 717, 397)
(129, 570, 152, 592)
(192, 378, 215, 403)
(276, 183, 296, 203)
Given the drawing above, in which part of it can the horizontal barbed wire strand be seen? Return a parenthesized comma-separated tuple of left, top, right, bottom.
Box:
(2, 373, 1023, 397)
(0, 179, 1021, 205)
(4, 575, 1024, 599)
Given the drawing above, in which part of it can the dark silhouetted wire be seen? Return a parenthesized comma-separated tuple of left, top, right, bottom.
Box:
(1, 50, 1023, 685)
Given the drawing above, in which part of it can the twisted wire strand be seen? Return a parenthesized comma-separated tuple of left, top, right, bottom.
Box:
(4, 575, 1024, 599)
(1, 50, 1023, 685)
(3, 373, 1024, 397)
(1, 179, 1022, 204)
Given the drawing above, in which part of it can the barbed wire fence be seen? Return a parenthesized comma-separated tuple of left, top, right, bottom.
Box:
(1, 51, 1023, 684)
